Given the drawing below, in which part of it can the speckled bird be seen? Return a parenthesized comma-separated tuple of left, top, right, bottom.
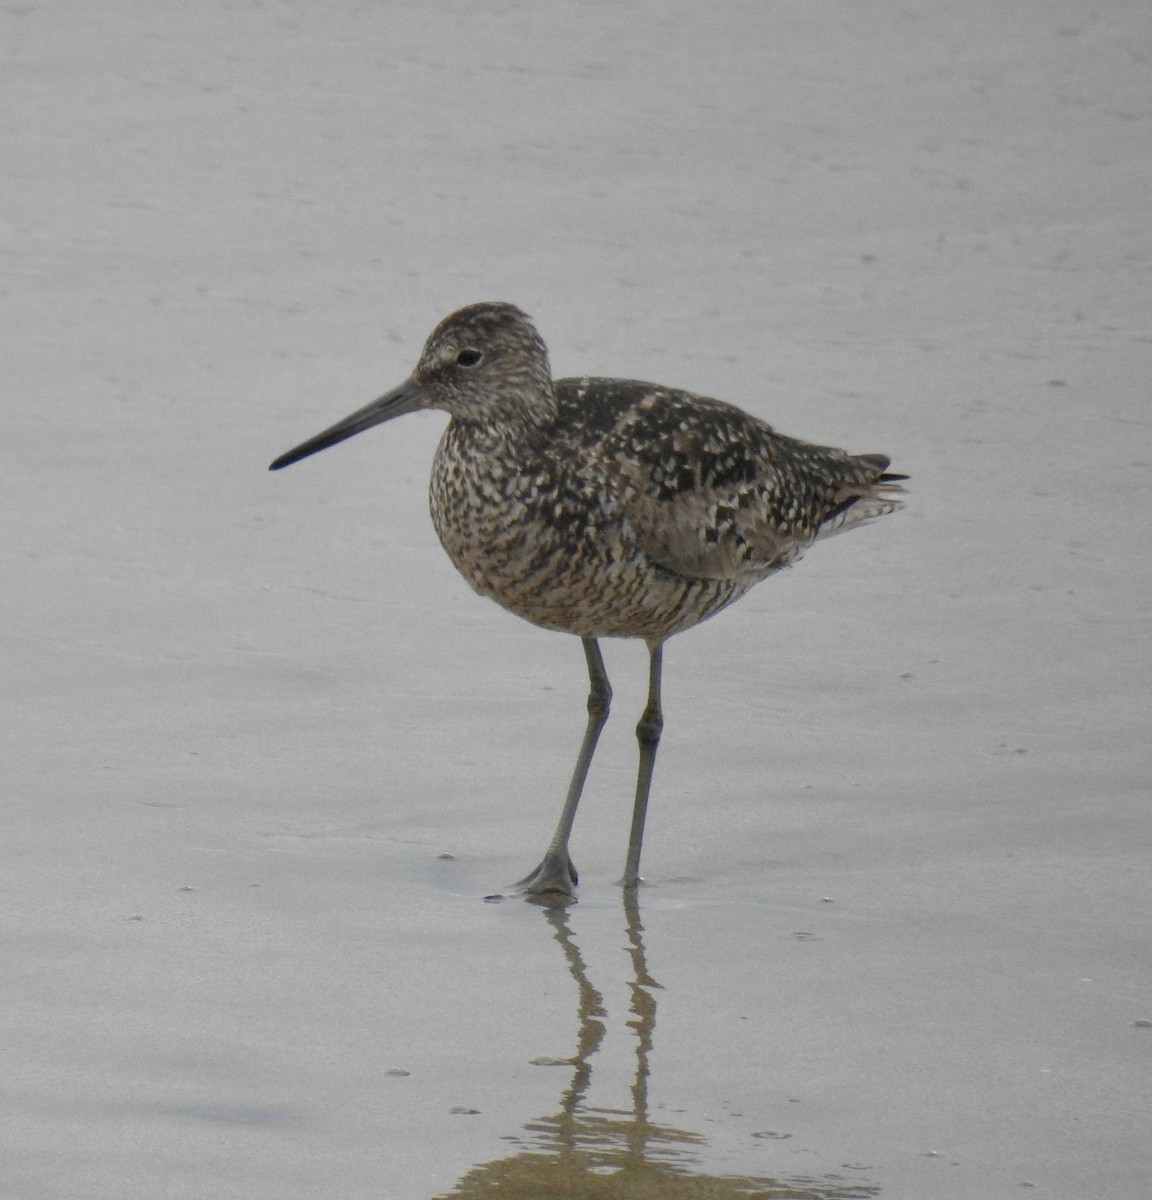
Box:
(270, 302, 906, 900)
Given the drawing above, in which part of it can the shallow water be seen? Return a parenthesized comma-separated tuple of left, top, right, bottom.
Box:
(4, 1, 1150, 1197)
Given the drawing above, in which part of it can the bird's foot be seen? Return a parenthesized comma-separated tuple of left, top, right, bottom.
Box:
(514, 853, 578, 904)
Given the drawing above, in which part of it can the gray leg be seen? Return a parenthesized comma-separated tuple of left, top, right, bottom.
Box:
(622, 640, 664, 887)
(516, 638, 612, 899)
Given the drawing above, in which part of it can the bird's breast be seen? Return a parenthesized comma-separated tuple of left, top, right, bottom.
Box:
(426, 424, 752, 640)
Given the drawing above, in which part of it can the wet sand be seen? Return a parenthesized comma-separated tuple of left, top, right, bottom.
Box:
(3, 2, 1150, 1197)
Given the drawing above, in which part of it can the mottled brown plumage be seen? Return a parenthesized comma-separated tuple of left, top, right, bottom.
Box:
(270, 302, 906, 901)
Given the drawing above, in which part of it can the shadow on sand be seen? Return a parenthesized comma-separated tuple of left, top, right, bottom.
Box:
(433, 893, 878, 1199)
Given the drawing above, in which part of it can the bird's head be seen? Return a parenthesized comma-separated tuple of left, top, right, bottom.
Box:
(411, 302, 554, 423)
(269, 302, 554, 472)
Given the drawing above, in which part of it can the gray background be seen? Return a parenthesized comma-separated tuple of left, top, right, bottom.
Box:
(3, 2, 1149, 1198)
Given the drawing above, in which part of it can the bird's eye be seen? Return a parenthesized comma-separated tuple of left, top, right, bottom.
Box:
(455, 349, 483, 367)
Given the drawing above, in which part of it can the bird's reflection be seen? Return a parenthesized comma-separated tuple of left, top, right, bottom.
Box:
(433, 893, 878, 1199)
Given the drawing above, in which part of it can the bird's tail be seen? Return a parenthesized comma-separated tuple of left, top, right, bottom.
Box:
(816, 454, 908, 540)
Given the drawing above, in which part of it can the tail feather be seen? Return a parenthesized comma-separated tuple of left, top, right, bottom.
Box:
(816, 457, 908, 540)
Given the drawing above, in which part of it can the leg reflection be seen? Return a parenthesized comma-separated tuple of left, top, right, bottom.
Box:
(431, 894, 880, 1199)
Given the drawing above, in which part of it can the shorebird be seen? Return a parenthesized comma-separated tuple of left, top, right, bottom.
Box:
(270, 302, 906, 900)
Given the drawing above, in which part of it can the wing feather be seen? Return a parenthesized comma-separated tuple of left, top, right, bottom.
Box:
(582, 385, 903, 582)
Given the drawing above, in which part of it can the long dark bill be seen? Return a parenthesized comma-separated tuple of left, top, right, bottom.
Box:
(268, 378, 424, 471)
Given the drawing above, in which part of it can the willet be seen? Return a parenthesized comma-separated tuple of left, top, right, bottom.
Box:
(270, 302, 906, 900)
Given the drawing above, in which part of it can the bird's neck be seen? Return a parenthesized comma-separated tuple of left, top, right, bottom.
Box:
(452, 383, 559, 448)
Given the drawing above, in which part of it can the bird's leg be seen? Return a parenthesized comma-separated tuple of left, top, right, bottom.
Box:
(516, 638, 612, 900)
(621, 640, 664, 888)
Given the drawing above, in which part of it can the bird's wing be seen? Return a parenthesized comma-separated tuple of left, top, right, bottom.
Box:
(587, 389, 794, 581)
(618, 481, 787, 580)
(593, 388, 898, 582)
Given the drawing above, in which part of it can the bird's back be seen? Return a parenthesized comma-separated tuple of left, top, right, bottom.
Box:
(429, 376, 904, 642)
